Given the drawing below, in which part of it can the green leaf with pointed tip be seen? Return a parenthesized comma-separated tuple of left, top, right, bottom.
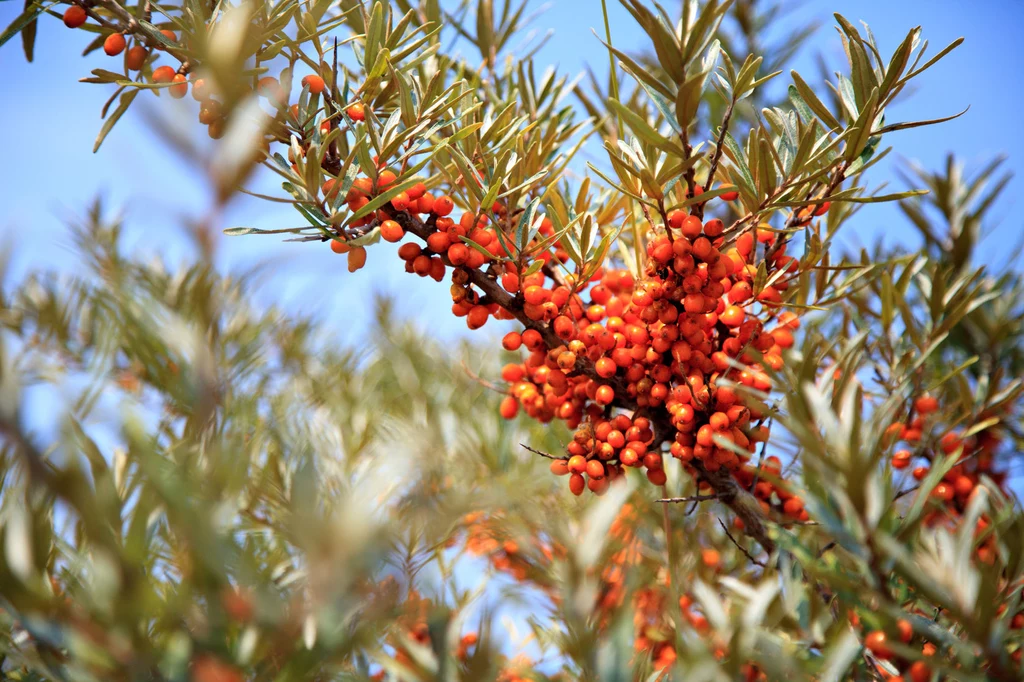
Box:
(0, 0, 53, 51)
(93, 89, 138, 153)
(223, 226, 316, 236)
(790, 72, 840, 131)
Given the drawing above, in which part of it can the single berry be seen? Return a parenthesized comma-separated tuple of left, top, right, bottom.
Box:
(63, 5, 87, 28)
(103, 33, 126, 56)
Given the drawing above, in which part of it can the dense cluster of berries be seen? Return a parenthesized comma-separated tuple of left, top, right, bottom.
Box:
(462, 511, 557, 583)
(857, 598, 1024, 681)
(314, 168, 814, 503)
(495, 204, 804, 497)
(885, 396, 1008, 561)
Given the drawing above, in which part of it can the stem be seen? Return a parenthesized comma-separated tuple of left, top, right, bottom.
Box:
(697, 95, 737, 220)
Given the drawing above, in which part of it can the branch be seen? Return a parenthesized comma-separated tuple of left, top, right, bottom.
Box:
(92, 0, 193, 70)
(520, 443, 562, 460)
(696, 95, 737, 220)
(389, 208, 781, 556)
(657, 493, 720, 504)
(718, 518, 766, 567)
(391, 209, 635, 405)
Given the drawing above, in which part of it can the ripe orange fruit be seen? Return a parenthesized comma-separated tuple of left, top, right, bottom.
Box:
(207, 119, 225, 139)
(191, 78, 211, 101)
(63, 5, 87, 28)
(169, 73, 188, 98)
(159, 29, 177, 43)
(718, 184, 739, 201)
(379, 220, 404, 243)
(125, 45, 147, 70)
(907, 661, 929, 682)
(347, 246, 367, 272)
(701, 548, 720, 568)
(103, 33, 126, 56)
(301, 74, 326, 94)
(549, 459, 569, 475)
(567, 455, 587, 474)
(152, 65, 176, 84)
(864, 630, 890, 659)
(346, 102, 365, 121)
(720, 305, 744, 327)
(432, 195, 455, 217)
(499, 396, 519, 419)
(595, 385, 614, 405)
(568, 473, 585, 496)
(896, 618, 913, 643)
(914, 395, 939, 414)
(502, 332, 522, 351)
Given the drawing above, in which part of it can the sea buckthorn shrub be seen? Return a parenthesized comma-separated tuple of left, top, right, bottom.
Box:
(2, 0, 1024, 680)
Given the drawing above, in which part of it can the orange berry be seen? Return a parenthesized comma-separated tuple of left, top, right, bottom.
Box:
(329, 237, 349, 255)
(103, 33, 126, 56)
(701, 548, 720, 568)
(63, 5, 87, 28)
(914, 395, 939, 415)
(207, 119, 225, 139)
(347, 246, 367, 272)
(406, 182, 427, 200)
(466, 305, 489, 329)
(720, 305, 745, 327)
(125, 45, 147, 70)
(646, 468, 667, 485)
(499, 396, 519, 419)
(953, 475, 974, 497)
(346, 102, 365, 121)
(569, 473, 585, 496)
(718, 185, 739, 201)
(432, 195, 455, 217)
(191, 78, 211, 101)
(379, 220, 404, 243)
(447, 243, 469, 265)
(502, 332, 522, 351)
(159, 29, 177, 43)
(595, 385, 615, 405)
(680, 215, 703, 240)
(301, 74, 326, 94)
(896, 619, 913, 644)
(783, 497, 804, 516)
(907, 661, 929, 682)
(595, 357, 617, 378)
(567, 455, 587, 474)
(169, 73, 188, 98)
(152, 65, 176, 84)
(550, 459, 569, 475)
(864, 630, 890, 659)
(931, 482, 953, 502)
(586, 460, 605, 479)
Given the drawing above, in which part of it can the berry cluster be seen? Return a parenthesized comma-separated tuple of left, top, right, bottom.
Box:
(885, 396, 1008, 561)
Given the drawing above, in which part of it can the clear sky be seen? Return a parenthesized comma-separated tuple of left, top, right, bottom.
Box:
(1, 0, 1022, 347)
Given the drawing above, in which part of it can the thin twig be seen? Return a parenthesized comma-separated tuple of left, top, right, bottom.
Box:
(460, 360, 508, 394)
(697, 95, 737, 220)
(719, 518, 766, 567)
(520, 443, 562, 461)
(657, 493, 721, 504)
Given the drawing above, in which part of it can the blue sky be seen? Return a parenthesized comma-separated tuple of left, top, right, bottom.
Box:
(1, 0, 1022, 347)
